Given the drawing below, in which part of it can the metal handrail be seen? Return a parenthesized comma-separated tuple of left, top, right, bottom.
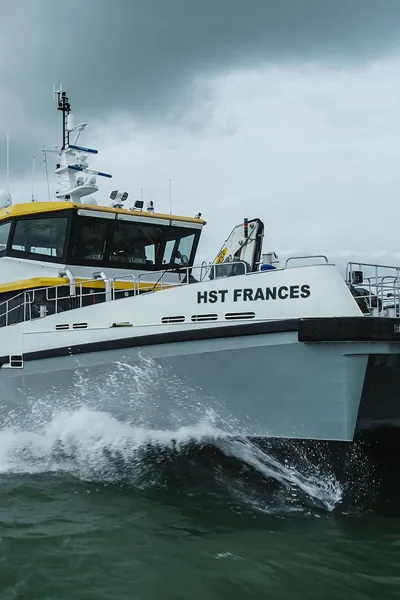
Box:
(0, 274, 119, 326)
(0, 255, 333, 328)
(111, 274, 137, 300)
(346, 261, 400, 316)
(0, 290, 34, 327)
(0, 289, 27, 309)
(93, 271, 112, 303)
(58, 269, 76, 297)
(136, 259, 250, 292)
(285, 255, 329, 268)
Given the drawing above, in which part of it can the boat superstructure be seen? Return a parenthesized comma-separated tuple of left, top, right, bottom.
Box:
(1, 87, 400, 449)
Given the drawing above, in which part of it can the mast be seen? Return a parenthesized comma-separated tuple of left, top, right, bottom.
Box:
(47, 85, 112, 204)
(55, 87, 71, 150)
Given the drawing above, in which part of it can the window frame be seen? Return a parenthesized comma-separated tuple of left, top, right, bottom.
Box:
(7, 210, 73, 263)
(0, 219, 12, 257)
(107, 219, 166, 268)
(66, 211, 202, 271)
(0, 208, 202, 269)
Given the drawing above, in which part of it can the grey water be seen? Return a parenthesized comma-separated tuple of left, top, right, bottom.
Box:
(0, 359, 399, 600)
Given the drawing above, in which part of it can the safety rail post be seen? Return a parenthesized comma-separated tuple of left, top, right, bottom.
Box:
(93, 271, 112, 302)
(111, 274, 137, 300)
(397, 269, 400, 316)
(23, 292, 28, 322)
(58, 269, 77, 315)
(199, 260, 209, 282)
(58, 269, 76, 297)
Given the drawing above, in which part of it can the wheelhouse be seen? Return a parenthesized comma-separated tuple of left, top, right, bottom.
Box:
(0, 202, 204, 271)
(0, 87, 206, 329)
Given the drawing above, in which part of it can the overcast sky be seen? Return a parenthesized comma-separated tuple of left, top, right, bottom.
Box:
(1, 0, 400, 265)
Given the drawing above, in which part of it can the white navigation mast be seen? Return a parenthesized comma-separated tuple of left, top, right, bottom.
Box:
(43, 85, 113, 204)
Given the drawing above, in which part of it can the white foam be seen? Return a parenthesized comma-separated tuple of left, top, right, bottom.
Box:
(0, 407, 226, 475)
(0, 358, 343, 512)
(218, 437, 343, 512)
(0, 406, 342, 511)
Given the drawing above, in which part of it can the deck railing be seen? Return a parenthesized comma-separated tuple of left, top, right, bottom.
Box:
(2, 259, 400, 327)
(0, 260, 250, 327)
(346, 262, 400, 316)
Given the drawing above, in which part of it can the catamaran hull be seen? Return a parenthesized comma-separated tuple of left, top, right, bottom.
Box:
(2, 318, 400, 442)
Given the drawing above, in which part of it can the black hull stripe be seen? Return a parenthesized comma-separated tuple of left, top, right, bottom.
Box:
(19, 319, 300, 363)
(299, 316, 400, 342)
(3, 316, 400, 366)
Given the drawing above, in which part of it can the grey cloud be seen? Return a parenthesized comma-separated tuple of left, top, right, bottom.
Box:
(6, 0, 400, 117)
(1, 0, 400, 177)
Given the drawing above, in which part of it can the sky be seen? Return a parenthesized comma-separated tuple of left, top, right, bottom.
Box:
(1, 0, 400, 266)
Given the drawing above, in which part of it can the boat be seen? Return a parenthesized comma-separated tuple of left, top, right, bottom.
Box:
(1, 86, 400, 455)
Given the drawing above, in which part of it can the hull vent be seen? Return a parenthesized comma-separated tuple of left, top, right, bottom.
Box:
(10, 355, 23, 368)
(225, 312, 255, 320)
(161, 316, 185, 323)
(191, 314, 218, 322)
(72, 323, 88, 329)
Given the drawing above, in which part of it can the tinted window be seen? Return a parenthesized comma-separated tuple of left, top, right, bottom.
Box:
(163, 239, 175, 264)
(176, 233, 195, 265)
(162, 229, 197, 266)
(0, 221, 11, 253)
(12, 217, 68, 258)
(69, 214, 200, 269)
(109, 221, 163, 265)
(71, 216, 108, 261)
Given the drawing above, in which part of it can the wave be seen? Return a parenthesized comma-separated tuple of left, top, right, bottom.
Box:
(0, 405, 343, 513)
(0, 356, 373, 515)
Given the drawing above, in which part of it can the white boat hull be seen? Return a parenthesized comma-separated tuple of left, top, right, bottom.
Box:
(1, 264, 400, 443)
(2, 322, 400, 442)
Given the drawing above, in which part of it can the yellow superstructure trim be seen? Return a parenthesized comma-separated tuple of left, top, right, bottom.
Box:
(0, 201, 206, 226)
(0, 277, 173, 295)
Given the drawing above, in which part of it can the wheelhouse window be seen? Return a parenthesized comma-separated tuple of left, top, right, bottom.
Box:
(69, 212, 201, 270)
(11, 217, 68, 258)
(162, 230, 196, 267)
(71, 216, 108, 262)
(109, 221, 164, 266)
(0, 221, 11, 254)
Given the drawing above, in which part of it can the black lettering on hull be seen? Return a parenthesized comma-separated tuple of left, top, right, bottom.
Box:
(265, 287, 277, 300)
(243, 288, 254, 301)
(254, 288, 265, 301)
(197, 285, 311, 303)
(278, 286, 289, 299)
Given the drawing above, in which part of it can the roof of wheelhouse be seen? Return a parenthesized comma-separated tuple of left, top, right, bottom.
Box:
(0, 201, 206, 226)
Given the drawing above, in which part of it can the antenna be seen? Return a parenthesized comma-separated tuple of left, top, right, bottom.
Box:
(6, 132, 9, 194)
(31, 156, 35, 202)
(43, 147, 51, 201)
(53, 83, 63, 96)
(54, 84, 71, 150)
(169, 178, 172, 215)
(141, 187, 144, 203)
